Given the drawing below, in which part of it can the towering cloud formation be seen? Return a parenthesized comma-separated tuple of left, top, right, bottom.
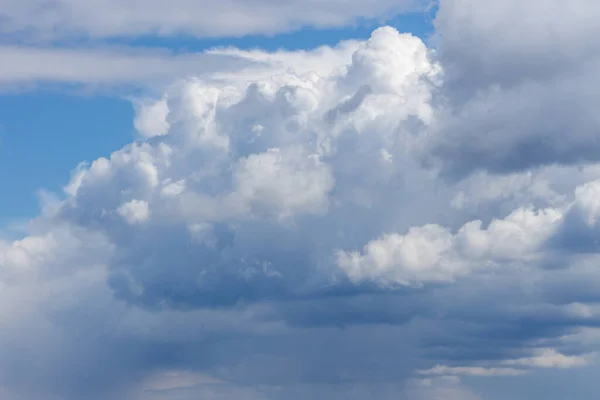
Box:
(3, 2, 600, 398)
(53, 27, 439, 309)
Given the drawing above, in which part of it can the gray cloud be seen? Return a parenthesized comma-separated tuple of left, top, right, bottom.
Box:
(427, 0, 600, 177)
(0, 45, 262, 92)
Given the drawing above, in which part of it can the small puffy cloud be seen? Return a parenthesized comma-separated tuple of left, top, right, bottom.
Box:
(117, 200, 150, 225)
(134, 99, 170, 138)
(160, 180, 186, 197)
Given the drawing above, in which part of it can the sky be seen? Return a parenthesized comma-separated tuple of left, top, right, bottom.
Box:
(2, 0, 600, 399)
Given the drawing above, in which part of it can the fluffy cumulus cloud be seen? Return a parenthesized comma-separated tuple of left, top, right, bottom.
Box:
(336, 207, 561, 286)
(55, 26, 440, 310)
(4, 1, 600, 399)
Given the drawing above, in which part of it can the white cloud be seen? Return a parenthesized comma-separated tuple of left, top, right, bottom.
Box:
(232, 147, 334, 220)
(0, 0, 423, 40)
(418, 365, 526, 377)
(46, 27, 442, 309)
(570, 180, 600, 226)
(0, 45, 262, 90)
(0, 39, 362, 91)
(134, 99, 171, 138)
(160, 180, 186, 197)
(502, 348, 594, 369)
(336, 206, 561, 285)
(0, 226, 112, 283)
(117, 200, 150, 225)
(0, 234, 59, 281)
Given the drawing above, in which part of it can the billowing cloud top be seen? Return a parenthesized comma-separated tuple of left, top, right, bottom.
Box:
(3, 1, 600, 399)
(54, 27, 439, 310)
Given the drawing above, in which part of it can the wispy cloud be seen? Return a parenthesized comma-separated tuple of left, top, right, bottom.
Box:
(418, 365, 526, 377)
(0, 45, 260, 91)
(0, 0, 423, 41)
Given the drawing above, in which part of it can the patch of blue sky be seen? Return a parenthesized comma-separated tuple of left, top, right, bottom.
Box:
(0, 93, 133, 226)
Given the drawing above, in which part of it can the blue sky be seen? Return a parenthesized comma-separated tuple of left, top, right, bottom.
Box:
(3, 1, 600, 400)
(0, 93, 133, 226)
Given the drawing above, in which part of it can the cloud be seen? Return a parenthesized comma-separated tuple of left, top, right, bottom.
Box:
(0, 0, 424, 40)
(49, 26, 439, 310)
(0, 38, 367, 92)
(433, 0, 600, 94)
(0, 224, 112, 283)
(428, 72, 600, 176)
(418, 365, 526, 377)
(417, 349, 593, 380)
(118, 199, 151, 225)
(0, 45, 260, 90)
(426, 0, 600, 177)
(502, 348, 594, 369)
(4, 5, 600, 399)
(336, 207, 560, 286)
